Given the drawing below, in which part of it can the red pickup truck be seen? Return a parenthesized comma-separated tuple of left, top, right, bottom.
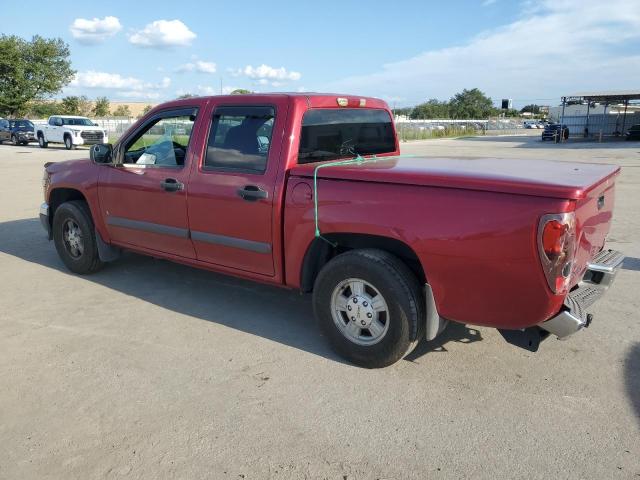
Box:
(39, 93, 624, 367)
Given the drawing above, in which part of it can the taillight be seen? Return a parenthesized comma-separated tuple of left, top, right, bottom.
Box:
(537, 212, 576, 294)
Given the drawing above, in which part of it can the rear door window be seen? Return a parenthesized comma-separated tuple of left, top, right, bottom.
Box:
(204, 106, 275, 174)
(298, 108, 395, 163)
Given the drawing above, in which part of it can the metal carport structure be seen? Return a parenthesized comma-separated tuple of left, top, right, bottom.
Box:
(559, 90, 640, 140)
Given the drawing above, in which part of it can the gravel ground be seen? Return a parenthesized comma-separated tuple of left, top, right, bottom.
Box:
(0, 136, 638, 480)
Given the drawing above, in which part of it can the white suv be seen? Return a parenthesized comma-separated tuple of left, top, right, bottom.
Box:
(36, 116, 108, 149)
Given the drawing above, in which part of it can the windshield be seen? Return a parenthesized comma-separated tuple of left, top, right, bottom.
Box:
(62, 118, 94, 126)
(298, 108, 396, 163)
(10, 120, 34, 129)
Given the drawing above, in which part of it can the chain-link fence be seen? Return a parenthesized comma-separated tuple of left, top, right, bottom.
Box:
(394, 117, 525, 141)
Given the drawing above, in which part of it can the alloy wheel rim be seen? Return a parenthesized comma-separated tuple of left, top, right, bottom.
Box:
(63, 219, 84, 258)
(330, 278, 390, 346)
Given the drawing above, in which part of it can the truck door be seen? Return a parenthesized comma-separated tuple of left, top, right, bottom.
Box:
(98, 106, 204, 258)
(186, 100, 288, 276)
(47, 117, 61, 143)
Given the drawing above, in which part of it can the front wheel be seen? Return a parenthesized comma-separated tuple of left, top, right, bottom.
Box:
(313, 249, 423, 368)
(64, 136, 74, 150)
(11, 135, 18, 146)
(38, 135, 48, 148)
(52, 201, 103, 274)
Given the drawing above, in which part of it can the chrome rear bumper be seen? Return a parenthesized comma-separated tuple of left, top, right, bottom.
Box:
(541, 249, 624, 339)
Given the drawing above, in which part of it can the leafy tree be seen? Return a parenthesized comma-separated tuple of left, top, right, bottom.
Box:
(93, 96, 110, 116)
(61, 95, 92, 116)
(520, 104, 541, 115)
(112, 104, 131, 117)
(27, 100, 64, 118)
(60, 96, 80, 115)
(230, 89, 252, 95)
(177, 93, 195, 99)
(410, 99, 450, 119)
(142, 104, 153, 115)
(0, 35, 75, 116)
(448, 88, 497, 119)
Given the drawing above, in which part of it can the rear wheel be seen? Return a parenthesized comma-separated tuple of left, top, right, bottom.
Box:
(38, 134, 48, 148)
(313, 249, 423, 368)
(53, 201, 103, 274)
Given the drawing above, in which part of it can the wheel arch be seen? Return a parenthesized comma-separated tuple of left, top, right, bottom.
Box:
(299, 233, 426, 293)
(49, 188, 88, 228)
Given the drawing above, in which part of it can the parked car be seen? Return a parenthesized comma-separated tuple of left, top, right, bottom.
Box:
(0, 118, 9, 143)
(35, 115, 108, 150)
(39, 93, 623, 367)
(625, 124, 640, 141)
(542, 123, 569, 141)
(0, 119, 37, 145)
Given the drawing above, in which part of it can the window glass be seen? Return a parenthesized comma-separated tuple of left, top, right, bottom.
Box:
(10, 120, 33, 129)
(298, 108, 395, 163)
(123, 114, 195, 167)
(204, 106, 275, 173)
(0, 119, 8, 128)
(48, 117, 57, 126)
(61, 117, 94, 126)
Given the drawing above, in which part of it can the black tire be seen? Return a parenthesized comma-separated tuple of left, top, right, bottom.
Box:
(11, 135, 18, 146)
(64, 135, 74, 150)
(313, 249, 423, 368)
(52, 201, 104, 274)
(38, 134, 48, 148)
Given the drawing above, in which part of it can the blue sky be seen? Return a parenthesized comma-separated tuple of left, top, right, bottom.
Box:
(2, 0, 639, 107)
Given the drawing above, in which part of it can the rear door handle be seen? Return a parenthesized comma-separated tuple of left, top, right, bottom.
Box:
(237, 185, 268, 201)
(160, 178, 183, 192)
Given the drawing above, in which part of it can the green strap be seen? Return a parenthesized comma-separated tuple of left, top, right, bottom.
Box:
(312, 154, 414, 245)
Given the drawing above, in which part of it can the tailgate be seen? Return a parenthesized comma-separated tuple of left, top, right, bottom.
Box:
(571, 176, 617, 285)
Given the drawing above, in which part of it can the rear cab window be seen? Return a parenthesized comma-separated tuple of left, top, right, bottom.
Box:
(298, 108, 396, 164)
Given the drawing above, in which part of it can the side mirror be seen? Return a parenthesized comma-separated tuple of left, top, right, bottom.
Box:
(91, 143, 113, 164)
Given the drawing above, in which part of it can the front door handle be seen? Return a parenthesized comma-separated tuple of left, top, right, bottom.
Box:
(161, 178, 183, 192)
(237, 185, 268, 201)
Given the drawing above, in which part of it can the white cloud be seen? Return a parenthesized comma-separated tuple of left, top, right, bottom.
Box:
(198, 85, 217, 95)
(326, 0, 640, 107)
(234, 64, 301, 81)
(482, 0, 497, 6)
(222, 86, 241, 95)
(70, 71, 171, 99)
(177, 60, 217, 74)
(129, 19, 196, 47)
(70, 16, 122, 44)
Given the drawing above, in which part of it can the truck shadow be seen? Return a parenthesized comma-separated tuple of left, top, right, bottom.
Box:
(0, 217, 482, 366)
(406, 323, 483, 362)
(625, 343, 640, 425)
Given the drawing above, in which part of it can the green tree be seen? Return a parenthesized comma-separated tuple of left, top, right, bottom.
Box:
(93, 96, 110, 116)
(61, 95, 91, 115)
(60, 96, 80, 115)
(520, 104, 541, 115)
(177, 93, 195, 99)
(230, 88, 252, 95)
(27, 100, 64, 117)
(142, 104, 153, 114)
(0, 35, 75, 116)
(448, 88, 497, 119)
(410, 99, 450, 119)
(112, 104, 131, 117)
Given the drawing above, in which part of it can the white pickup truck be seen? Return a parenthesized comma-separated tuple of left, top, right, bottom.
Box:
(36, 115, 108, 150)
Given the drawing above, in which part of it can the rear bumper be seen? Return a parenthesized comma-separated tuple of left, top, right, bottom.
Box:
(541, 249, 624, 339)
